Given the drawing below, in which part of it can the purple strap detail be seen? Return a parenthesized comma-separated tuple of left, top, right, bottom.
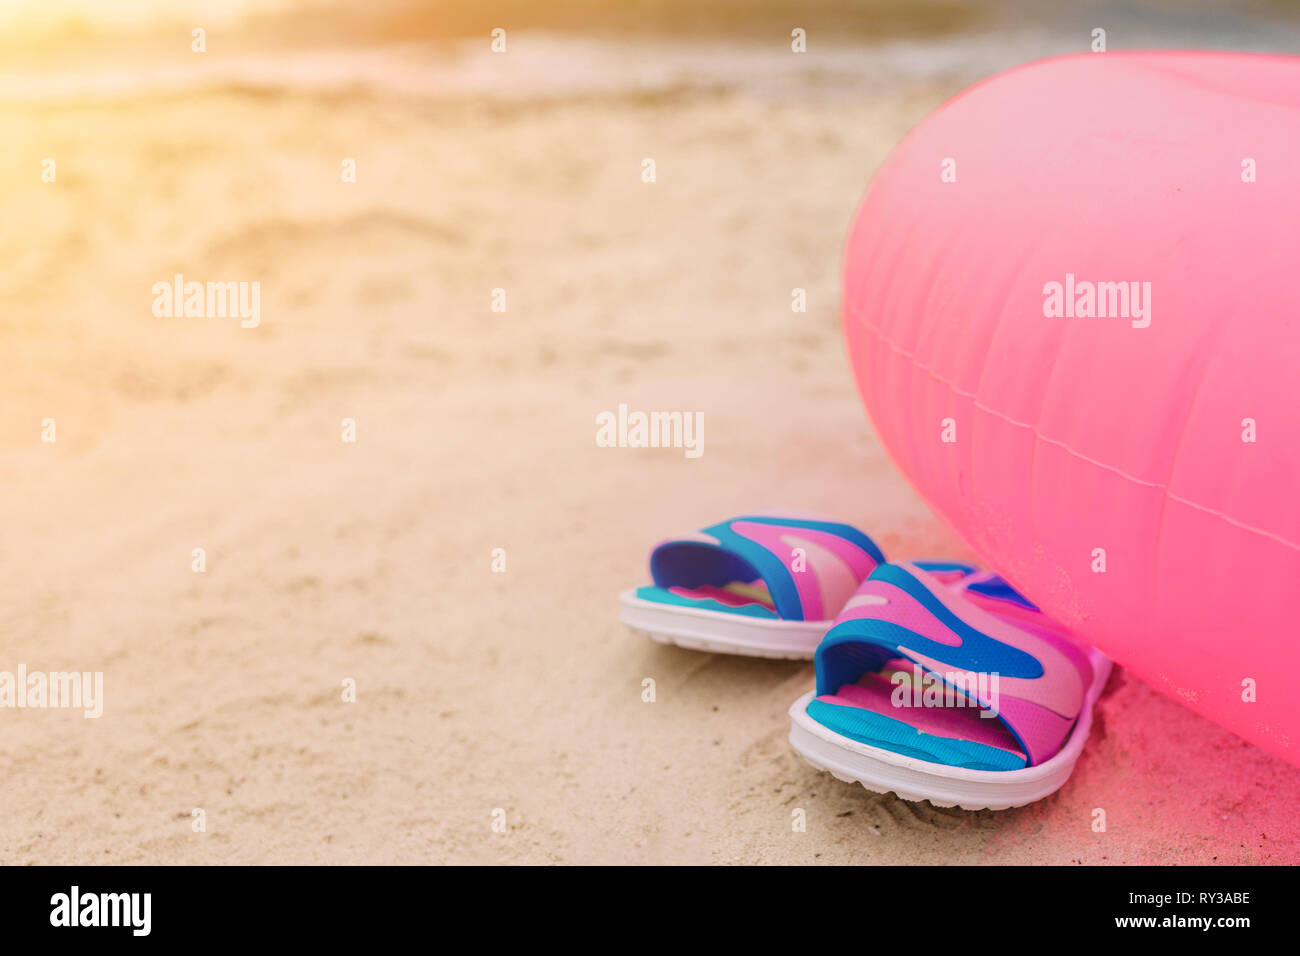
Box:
(727, 521, 880, 621)
(828, 564, 1094, 766)
(650, 516, 882, 621)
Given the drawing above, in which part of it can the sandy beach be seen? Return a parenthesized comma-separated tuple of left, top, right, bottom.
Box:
(2, 0, 1299, 865)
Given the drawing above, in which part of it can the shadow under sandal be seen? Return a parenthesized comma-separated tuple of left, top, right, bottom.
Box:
(618, 515, 886, 659)
(788, 562, 1111, 810)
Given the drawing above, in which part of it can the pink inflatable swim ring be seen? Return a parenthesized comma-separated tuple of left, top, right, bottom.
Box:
(843, 52, 1300, 767)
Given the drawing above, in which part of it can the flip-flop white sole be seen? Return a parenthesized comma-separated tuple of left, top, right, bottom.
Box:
(787, 650, 1112, 810)
(618, 589, 826, 660)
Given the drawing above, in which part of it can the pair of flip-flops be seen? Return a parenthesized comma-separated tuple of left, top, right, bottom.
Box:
(619, 514, 1111, 810)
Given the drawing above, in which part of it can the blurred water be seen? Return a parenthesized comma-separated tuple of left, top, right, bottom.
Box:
(1, 0, 1298, 104)
(0, 0, 292, 33)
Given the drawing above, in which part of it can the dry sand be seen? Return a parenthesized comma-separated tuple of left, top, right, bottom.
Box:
(1, 22, 1298, 864)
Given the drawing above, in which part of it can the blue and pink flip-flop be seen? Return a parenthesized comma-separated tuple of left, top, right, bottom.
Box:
(788, 561, 1111, 809)
(621, 515, 1110, 808)
(618, 515, 887, 659)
